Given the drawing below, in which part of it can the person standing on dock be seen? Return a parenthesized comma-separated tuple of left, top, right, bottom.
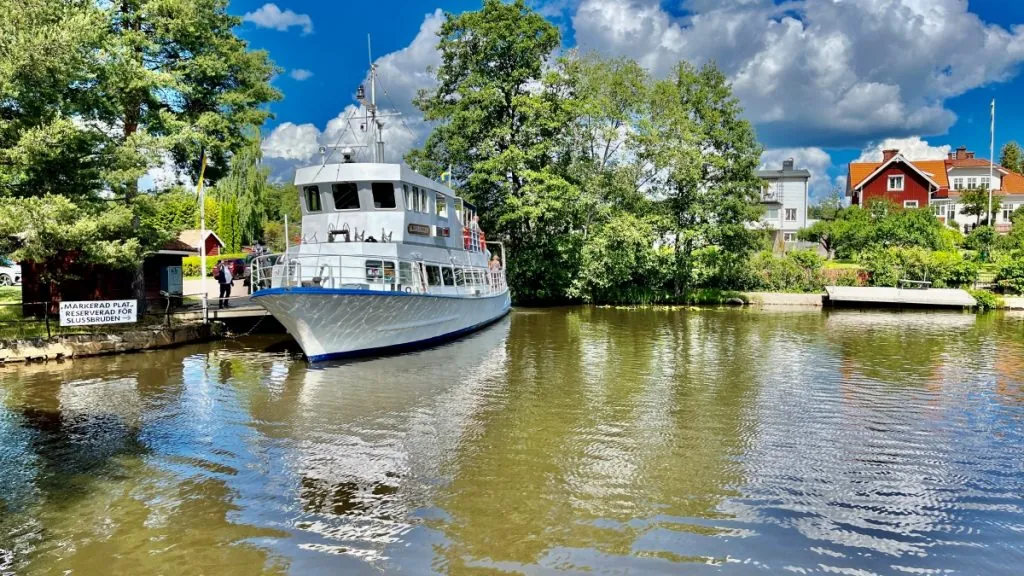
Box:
(215, 261, 233, 309)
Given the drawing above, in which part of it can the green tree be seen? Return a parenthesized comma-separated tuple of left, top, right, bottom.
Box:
(144, 187, 199, 235)
(568, 212, 666, 303)
(807, 186, 844, 220)
(1000, 141, 1023, 174)
(960, 186, 1001, 225)
(406, 0, 577, 303)
(216, 135, 269, 245)
(798, 220, 838, 258)
(634, 62, 763, 298)
(216, 186, 241, 253)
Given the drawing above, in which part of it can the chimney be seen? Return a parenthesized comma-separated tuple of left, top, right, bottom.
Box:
(966, 151, 975, 159)
(782, 158, 794, 171)
(956, 146, 967, 160)
(882, 149, 898, 162)
(948, 152, 956, 160)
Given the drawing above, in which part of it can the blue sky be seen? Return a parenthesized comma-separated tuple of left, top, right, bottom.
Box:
(229, 0, 1024, 199)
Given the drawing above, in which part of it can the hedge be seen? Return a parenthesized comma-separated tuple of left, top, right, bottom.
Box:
(182, 253, 248, 277)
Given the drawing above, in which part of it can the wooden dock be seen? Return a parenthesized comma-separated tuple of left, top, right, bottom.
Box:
(824, 286, 977, 308)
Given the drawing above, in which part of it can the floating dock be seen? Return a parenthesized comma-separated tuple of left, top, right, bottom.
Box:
(824, 286, 977, 308)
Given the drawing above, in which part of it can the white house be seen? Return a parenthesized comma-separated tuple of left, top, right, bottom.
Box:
(756, 158, 811, 246)
(931, 147, 1024, 233)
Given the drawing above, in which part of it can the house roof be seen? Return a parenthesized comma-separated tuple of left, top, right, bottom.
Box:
(848, 155, 948, 191)
(177, 229, 225, 249)
(756, 168, 811, 179)
(946, 158, 1010, 173)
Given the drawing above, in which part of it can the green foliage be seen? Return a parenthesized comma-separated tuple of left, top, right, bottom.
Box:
(1000, 141, 1023, 174)
(859, 247, 978, 288)
(181, 252, 248, 277)
(748, 250, 826, 292)
(964, 225, 997, 251)
(994, 256, 1024, 294)
(140, 188, 198, 237)
(0, 195, 155, 281)
(807, 187, 843, 220)
(959, 187, 1000, 225)
(569, 213, 667, 303)
(968, 289, 1003, 311)
(216, 136, 269, 246)
(216, 187, 241, 253)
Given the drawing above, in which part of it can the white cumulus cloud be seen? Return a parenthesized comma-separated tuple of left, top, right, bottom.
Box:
(569, 0, 1024, 148)
(243, 3, 313, 35)
(855, 137, 953, 162)
(261, 10, 445, 181)
(289, 68, 313, 81)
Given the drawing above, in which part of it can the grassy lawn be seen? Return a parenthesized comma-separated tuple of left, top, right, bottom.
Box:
(0, 286, 21, 320)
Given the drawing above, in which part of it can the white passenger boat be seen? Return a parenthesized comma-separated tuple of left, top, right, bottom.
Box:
(250, 65, 511, 362)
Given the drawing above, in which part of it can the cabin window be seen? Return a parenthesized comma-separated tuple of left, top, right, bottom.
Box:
(371, 182, 396, 209)
(332, 182, 360, 210)
(405, 185, 428, 212)
(903, 200, 919, 209)
(435, 192, 448, 218)
(454, 268, 465, 286)
(399, 261, 413, 286)
(304, 185, 322, 212)
(364, 260, 394, 282)
(441, 267, 455, 286)
(887, 175, 904, 191)
(426, 265, 442, 286)
(455, 198, 464, 223)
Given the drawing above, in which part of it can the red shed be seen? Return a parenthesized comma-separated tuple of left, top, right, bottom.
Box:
(177, 230, 225, 256)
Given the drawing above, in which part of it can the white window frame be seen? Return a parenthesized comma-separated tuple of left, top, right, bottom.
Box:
(932, 203, 947, 217)
(1002, 203, 1015, 222)
(783, 232, 797, 242)
(981, 176, 990, 189)
(784, 208, 797, 222)
(967, 177, 978, 189)
(953, 177, 963, 190)
(887, 175, 904, 191)
(903, 200, 919, 209)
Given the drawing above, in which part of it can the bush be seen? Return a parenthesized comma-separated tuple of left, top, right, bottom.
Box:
(859, 247, 978, 288)
(182, 252, 248, 277)
(968, 289, 1004, 311)
(964, 225, 997, 251)
(994, 256, 1024, 294)
(748, 250, 825, 292)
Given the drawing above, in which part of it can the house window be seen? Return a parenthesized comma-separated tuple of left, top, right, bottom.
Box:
(784, 208, 797, 221)
(783, 232, 797, 242)
(967, 177, 978, 189)
(953, 177, 964, 190)
(980, 176, 990, 189)
(765, 208, 779, 220)
(933, 203, 947, 217)
(903, 200, 919, 209)
(887, 175, 904, 191)
(331, 182, 360, 210)
(1003, 204, 1016, 222)
(304, 185, 322, 212)
(371, 182, 396, 209)
(435, 192, 448, 218)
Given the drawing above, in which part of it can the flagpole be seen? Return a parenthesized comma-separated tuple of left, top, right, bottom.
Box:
(989, 99, 995, 229)
(197, 149, 209, 323)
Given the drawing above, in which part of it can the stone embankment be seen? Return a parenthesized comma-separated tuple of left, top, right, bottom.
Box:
(742, 292, 825, 307)
(0, 323, 218, 364)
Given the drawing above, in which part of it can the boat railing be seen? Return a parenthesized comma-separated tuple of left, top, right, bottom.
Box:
(251, 252, 507, 297)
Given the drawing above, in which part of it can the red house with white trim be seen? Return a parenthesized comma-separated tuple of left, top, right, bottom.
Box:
(846, 149, 949, 209)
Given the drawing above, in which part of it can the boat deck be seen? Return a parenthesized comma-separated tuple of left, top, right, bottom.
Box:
(824, 286, 977, 308)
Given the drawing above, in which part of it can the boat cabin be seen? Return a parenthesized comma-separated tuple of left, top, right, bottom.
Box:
(294, 163, 482, 252)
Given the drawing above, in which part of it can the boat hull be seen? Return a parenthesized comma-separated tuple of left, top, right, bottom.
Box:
(251, 287, 512, 362)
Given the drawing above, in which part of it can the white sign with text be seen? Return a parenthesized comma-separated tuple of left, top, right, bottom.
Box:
(59, 300, 137, 326)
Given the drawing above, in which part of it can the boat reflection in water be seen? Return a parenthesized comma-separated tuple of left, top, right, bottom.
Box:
(281, 316, 511, 564)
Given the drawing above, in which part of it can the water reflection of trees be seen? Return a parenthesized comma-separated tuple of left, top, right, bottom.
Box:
(0, 343, 290, 574)
(433, 308, 771, 572)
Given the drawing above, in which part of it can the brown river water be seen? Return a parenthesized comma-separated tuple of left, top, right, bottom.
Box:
(1, 308, 1023, 575)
